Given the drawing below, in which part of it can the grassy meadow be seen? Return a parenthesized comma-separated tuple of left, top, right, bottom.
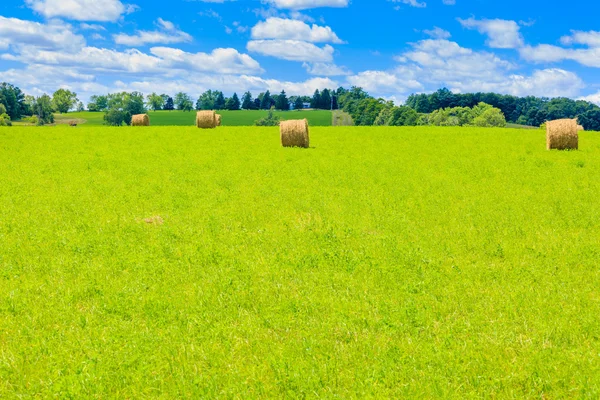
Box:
(1, 125, 600, 397)
(53, 109, 334, 126)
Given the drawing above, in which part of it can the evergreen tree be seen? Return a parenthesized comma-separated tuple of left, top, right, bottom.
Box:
(214, 91, 225, 110)
(164, 96, 174, 111)
(241, 91, 254, 110)
(310, 89, 321, 109)
(320, 89, 332, 110)
(294, 96, 304, 110)
(260, 90, 273, 110)
(229, 92, 241, 110)
(275, 90, 290, 111)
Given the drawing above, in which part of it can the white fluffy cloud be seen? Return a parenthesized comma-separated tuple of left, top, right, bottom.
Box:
(4, 45, 262, 75)
(302, 62, 352, 76)
(113, 19, 193, 46)
(423, 27, 451, 39)
(520, 44, 600, 68)
(251, 18, 344, 44)
(25, 0, 132, 22)
(347, 70, 423, 95)
(247, 40, 334, 62)
(578, 91, 600, 106)
(458, 18, 524, 49)
(561, 30, 600, 47)
(150, 47, 263, 74)
(264, 0, 348, 10)
(0, 16, 85, 51)
(340, 39, 584, 100)
(390, 0, 427, 9)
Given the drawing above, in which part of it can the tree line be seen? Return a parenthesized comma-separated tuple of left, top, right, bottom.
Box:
(2, 80, 600, 130)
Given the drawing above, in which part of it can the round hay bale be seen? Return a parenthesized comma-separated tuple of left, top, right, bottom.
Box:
(280, 119, 309, 148)
(577, 124, 585, 131)
(196, 110, 217, 129)
(546, 118, 578, 150)
(131, 114, 150, 126)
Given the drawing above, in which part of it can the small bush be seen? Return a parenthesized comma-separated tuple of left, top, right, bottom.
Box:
(255, 108, 281, 126)
(0, 113, 12, 126)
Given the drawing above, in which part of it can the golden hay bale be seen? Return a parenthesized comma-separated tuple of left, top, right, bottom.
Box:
(280, 119, 309, 148)
(577, 124, 585, 131)
(216, 114, 222, 126)
(546, 118, 578, 150)
(131, 114, 150, 126)
(196, 110, 217, 129)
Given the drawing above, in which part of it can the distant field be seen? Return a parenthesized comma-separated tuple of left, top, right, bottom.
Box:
(56, 110, 333, 126)
(1, 125, 600, 397)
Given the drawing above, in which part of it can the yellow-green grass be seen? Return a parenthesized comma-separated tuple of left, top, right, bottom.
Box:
(58, 109, 333, 126)
(1, 126, 600, 398)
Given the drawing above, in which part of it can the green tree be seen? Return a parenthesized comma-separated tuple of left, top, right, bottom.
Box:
(198, 90, 216, 110)
(32, 94, 55, 125)
(225, 92, 241, 110)
(260, 90, 273, 110)
(52, 89, 78, 113)
(472, 107, 507, 127)
(310, 89, 321, 109)
(0, 83, 27, 120)
(147, 93, 165, 111)
(164, 96, 175, 111)
(275, 90, 290, 111)
(241, 91, 255, 110)
(320, 89, 331, 110)
(174, 92, 194, 111)
(293, 96, 304, 110)
(214, 91, 226, 110)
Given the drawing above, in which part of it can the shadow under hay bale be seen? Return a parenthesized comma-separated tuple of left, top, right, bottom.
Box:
(546, 118, 578, 150)
(196, 111, 217, 129)
(216, 114, 222, 126)
(131, 114, 150, 126)
(280, 119, 310, 148)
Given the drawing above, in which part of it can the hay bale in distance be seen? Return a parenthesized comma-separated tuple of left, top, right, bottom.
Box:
(131, 114, 150, 126)
(546, 118, 578, 150)
(280, 119, 310, 148)
(577, 124, 585, 131)
(216, 114, 222, 126)
(196, 110, 217, 129)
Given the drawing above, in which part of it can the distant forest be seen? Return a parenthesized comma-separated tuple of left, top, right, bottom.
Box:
(2, 82, 600, 130)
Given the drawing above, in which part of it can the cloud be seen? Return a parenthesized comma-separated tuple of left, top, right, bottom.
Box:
(150, 47, 263, 74)
(302, 62, 352, 76)
(263, 0, 349, 10)
(113, 19, 192, 46)
(0, 16, 85, 52)
(4, 45, 262, 75)
(251, 17, 344, 44)
(346, 70, 423, 95)
(247, 40, 334, 62)
(560, 30, 600, 47)
(341, 39, 584, 99)
(578, 91, 600, 106)
(520, 44, 600, 68)
(423, 27, 451, 39)
(25, 0, 132, 22)
(458, 17, 524, 49)
(390, 0, 427, 8)
(80, 23, 106, 31)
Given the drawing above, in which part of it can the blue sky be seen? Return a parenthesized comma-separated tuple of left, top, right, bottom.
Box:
(1, 0, 600, 105)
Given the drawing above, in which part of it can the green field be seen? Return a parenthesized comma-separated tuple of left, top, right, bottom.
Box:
(1, 126, 599, 397)
(54, 109, 333, 126)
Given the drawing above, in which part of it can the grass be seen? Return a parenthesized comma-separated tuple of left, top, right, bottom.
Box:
(1, 126, 599, 397)
(57, 109, 333, 126)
